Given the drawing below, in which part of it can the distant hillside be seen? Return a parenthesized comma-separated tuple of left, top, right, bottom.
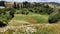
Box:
(49, 2, 60, 6)
(42, 2, 60, 6)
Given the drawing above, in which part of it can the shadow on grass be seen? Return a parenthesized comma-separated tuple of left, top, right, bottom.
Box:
(0, 21, 7, 27)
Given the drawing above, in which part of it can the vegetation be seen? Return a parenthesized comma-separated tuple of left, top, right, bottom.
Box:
(0, 1, 59, 26)
(0, 1, 60, 34)
(48, 10, 60, 23)
(15, 14, 48, 23)
(0, 24, 60, 34)
(0, 8, 15, 27)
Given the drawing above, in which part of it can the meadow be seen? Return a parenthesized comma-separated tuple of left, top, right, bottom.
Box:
(0, 2, 60, 34)
(1, 13, 59, 34)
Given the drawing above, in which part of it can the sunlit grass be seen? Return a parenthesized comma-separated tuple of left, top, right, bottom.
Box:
(14, 14, 49, 23)
(0, 24, 60, 34)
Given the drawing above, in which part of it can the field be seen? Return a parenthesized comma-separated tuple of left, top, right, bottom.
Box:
(0, 8, 60, 34)
(8, 14, 49, 26)
(0, 2, 60, 34)
(0, 14, 60, 34)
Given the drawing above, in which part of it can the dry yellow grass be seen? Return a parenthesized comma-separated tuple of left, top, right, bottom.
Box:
(0, 24, 60, 34)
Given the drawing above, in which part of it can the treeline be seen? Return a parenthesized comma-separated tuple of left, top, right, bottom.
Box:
(14, 1, 54, 15)
(13, 1, 51, 9)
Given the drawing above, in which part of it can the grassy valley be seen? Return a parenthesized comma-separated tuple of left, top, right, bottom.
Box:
(0, 1, 60, 34)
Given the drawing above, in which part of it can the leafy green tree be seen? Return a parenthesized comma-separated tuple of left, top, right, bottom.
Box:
(17, 3, 20, 9)
(14, 2, 17, 9)
(21, 8, 29, 15)
(0, 1, 5, 6)
(29, 9, 33, 12)
(9, 8, 15, 18)
(48, 11, 60, 23)
(23, 1, 30, 8)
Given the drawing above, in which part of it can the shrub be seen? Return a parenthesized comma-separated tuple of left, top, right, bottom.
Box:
(0, 19, 8, 27)
(0, 21, 6, 27)
(48, 12, 60, 23)
(9, 8, 16, 18)
(21, 8, 29, 15)
(29, 9, 33, 12)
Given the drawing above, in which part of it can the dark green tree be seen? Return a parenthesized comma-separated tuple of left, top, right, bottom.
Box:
(48, 11, 60, 23)
(14, 2, 17, 9)
(9, 8, 15, 18)
(17, 3, 20, 9)
(23, 1, 30, 8)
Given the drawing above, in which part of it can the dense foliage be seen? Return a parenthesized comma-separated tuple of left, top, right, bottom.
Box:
(0, 8, 15, 27)
(48, 10, 60, 23)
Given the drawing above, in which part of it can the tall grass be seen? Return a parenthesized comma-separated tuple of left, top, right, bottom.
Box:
(0, 24, 60, 34)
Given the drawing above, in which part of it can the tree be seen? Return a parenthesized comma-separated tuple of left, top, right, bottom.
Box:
(23, 1, 30, 8)
(44, 4, 49, 8)
(0, 1, 5, 7)
(9, 8, 15, 18)
(48, 12, 60, 23)
(14, 2, 17, 9)
(21, 9, 29, 15)
(17, 3, 20, 9)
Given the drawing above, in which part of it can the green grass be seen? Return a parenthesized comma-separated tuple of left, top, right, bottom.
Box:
(8, 14, 49, 26)
(31, 15, 48, 23)
(14, 14, 49, 23)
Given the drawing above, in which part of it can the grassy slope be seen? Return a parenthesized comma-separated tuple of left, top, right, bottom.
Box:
(15, 14, 48, 22)
(0, 14, 60, 34)
(8, 14, 49, 26)
(0, 24, 60, 34)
